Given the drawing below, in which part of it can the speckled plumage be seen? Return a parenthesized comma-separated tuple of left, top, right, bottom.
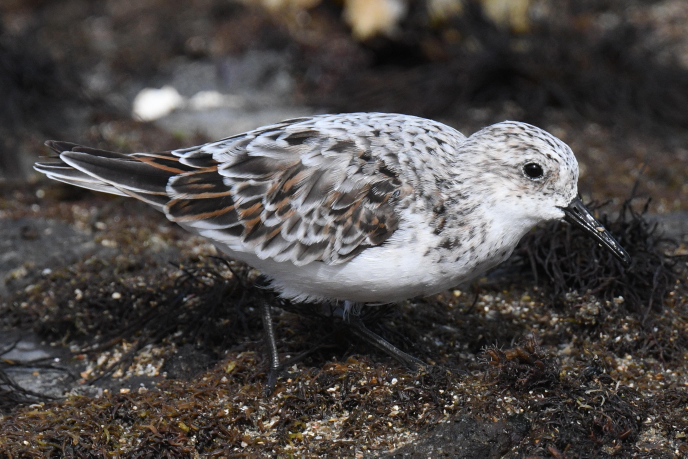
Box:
(35, 113, 622, 304)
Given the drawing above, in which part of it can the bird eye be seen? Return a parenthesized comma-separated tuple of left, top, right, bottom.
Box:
(523, 162, 544, 179)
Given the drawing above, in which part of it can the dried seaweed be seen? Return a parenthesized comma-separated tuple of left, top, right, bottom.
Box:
(0, 350, 460, 457)
(76, 259, 267, 385)
(514, 196, 686, 316)
(482, 336, 560, 391)
(0, 201, 684, 455)
(482, 338, 644, 457)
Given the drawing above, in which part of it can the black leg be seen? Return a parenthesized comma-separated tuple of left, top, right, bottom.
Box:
(260, 298, 426, 395)
(345, 308, 426, 372)
(260, 299, 281, 396)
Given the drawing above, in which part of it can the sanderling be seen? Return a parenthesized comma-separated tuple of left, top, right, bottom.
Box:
(35, 112, 630, 390)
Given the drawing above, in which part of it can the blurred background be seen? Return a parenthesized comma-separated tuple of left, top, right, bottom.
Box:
(1, 0, 687, 211)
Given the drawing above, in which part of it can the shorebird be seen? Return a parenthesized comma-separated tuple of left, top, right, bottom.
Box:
(35, 113, 630, 392)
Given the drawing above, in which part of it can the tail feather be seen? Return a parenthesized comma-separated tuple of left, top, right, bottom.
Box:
(45, 141, 123, 159)
(34, 158, 130, 196)
(35, 141, 195, 211)
(60, 151, 173, 195)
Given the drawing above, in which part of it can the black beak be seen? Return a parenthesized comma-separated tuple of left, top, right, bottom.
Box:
(560, 197, 631, 266)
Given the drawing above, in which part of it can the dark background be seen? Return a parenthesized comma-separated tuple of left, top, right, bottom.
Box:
(1, 0, 687, 210)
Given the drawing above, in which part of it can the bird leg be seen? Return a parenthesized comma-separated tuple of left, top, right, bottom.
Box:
(261, 299, 333, 396)
(260, 299, 281, 396)
(261, 298, 426, 395)
(342, 301, 426, 372)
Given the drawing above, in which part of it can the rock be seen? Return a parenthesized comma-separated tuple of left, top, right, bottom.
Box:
(0, 218, 114, 299)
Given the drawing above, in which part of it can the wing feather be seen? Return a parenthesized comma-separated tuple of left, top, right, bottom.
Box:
(167, 117, 405, 265)
(37, 114, 418, 266)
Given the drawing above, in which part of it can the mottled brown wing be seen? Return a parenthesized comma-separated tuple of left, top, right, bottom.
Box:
(165, 121, 404, 266)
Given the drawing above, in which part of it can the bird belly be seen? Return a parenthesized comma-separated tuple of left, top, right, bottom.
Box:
(210, 218, 480, 303)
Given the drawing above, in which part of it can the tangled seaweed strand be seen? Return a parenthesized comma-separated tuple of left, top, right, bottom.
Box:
(482, 337, 642, 456)
(482, 337, 560, 391)
(515, 195, 686, 318)
(79, 259, 266, 385)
